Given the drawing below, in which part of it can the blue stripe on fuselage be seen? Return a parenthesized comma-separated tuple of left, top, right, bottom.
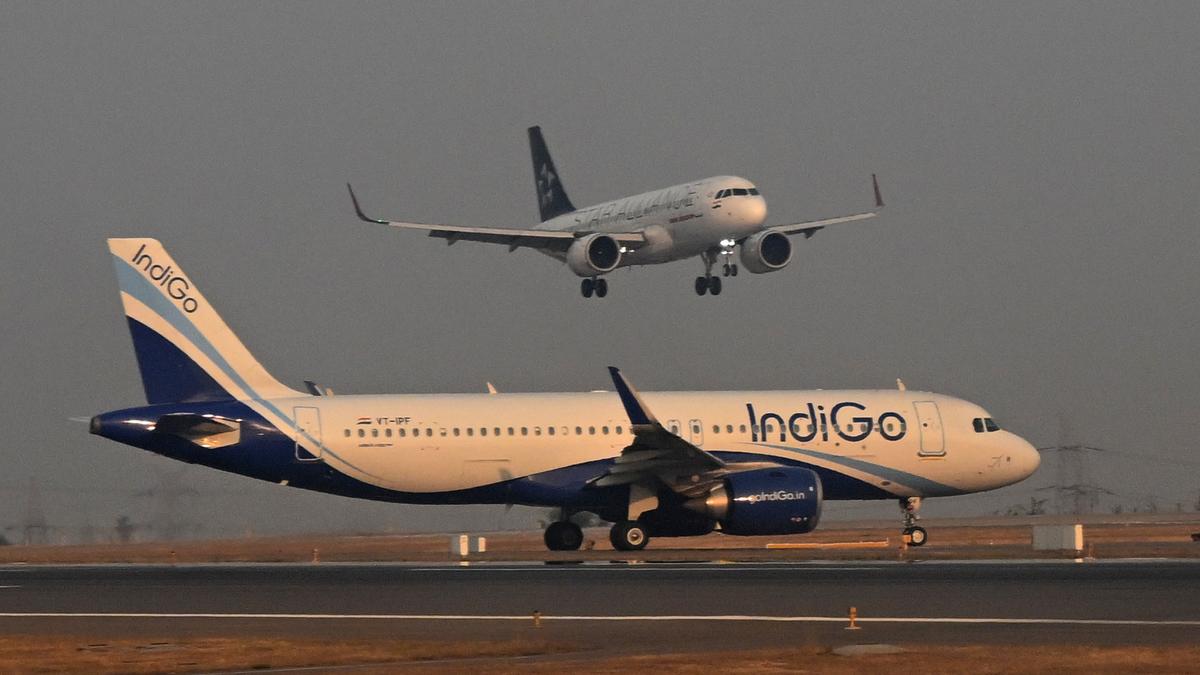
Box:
(93, 398, 899, 507)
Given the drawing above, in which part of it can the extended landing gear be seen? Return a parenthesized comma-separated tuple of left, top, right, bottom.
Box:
(694, 249, 724, 296)
(581, 277, 608, 299)
(609, 520, 649, 551)
(544, 520, 584, 551)
(722, 263, 739, 277)
(694, 275, 722, 296)
(900, 497, 927, 546)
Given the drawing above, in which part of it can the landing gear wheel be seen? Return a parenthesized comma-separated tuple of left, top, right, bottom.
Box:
(581, 278, 594, 298)
(609, 520, 649, 551)
(709, 276, 722, 295)
(544, 521, 584, 551)
(694, 276, 708, 296)
(722, 263, 731, 277)
(594, 277, 608, 298)
(730, 264, 738, 277)
(905, 526, 928, 547)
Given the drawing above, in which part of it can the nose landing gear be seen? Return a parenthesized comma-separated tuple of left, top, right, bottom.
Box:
(544, 520, 584, 551)
(900, 497, 927, 546)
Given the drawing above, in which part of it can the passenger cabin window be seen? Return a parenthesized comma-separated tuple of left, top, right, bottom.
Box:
(343, 429, 350, 438)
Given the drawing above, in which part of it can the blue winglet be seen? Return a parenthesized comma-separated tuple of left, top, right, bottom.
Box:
(608, 366, 656, 427)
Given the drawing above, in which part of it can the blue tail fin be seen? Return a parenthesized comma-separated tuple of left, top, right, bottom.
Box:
(108, 238, 302, 405)
(528, 126, 576, 222)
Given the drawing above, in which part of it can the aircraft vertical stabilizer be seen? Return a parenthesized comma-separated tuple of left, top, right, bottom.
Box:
(107, 238, 302, 404)
(528, 125, 576, 222)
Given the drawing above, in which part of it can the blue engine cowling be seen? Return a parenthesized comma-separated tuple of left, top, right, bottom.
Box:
(707, 468, 823, 536)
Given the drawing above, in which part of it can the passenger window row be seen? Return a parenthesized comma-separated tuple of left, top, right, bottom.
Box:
(342, 424, 628, 439)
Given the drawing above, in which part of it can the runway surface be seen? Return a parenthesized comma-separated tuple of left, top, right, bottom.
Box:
(1, 560, 1198, 649)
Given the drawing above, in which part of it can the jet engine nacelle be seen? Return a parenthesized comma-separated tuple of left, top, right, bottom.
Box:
(739, 230, 792, 274)
(690, 467, 822, 536)
(566, 234, 622, 277)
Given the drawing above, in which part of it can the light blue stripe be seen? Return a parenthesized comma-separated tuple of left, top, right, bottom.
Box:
(752, 442, 958, 495)
(113, 255, 384, 480)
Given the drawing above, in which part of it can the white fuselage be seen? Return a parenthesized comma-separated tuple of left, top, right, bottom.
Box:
(539, 176, 768, 265)
(282, 388, 1039, 500)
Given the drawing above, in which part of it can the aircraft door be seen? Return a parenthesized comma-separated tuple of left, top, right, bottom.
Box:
(294, 406, 323, 461)
(912, 401, 945, 457)
(689, 419, 704, 446)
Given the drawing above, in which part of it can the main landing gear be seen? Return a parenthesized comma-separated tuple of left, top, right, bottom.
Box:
(544, 520, 584, 551)
(609, 520, 649, 551)
(581, 277, 608, 299)
(900, 497, 927, 546)
(694, 249, 724, 296)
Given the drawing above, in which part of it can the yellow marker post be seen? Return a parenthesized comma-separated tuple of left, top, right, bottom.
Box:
(846, 606, 862, 631)
(532, 610, 542, 629)
(312, 547, 320, 564)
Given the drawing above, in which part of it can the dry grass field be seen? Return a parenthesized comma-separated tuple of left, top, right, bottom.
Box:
(1, 638, 1198, 674)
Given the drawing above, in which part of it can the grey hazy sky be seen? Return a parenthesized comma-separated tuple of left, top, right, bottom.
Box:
(3, 2, 1199, 539)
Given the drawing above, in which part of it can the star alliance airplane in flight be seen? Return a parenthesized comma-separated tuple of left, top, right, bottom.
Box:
(91, 238, 1040, 550)
(348, 126, 884, 298)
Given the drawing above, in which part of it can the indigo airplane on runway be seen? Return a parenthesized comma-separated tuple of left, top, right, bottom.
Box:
(348, 126, 883, 298)
(92, 239, 1039, 550)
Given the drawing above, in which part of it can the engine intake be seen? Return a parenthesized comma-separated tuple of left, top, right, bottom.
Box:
(688, 467, 822, 536)
(739, 231, 792, 274)
(566, 234, 621, 277)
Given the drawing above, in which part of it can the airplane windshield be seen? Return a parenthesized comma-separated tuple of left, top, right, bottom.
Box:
(973, 417, 1001, 433)
(716, 187, 759, 198)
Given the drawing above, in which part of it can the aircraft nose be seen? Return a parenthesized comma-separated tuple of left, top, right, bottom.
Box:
(1013, 435, 1041, 478)
(745, 197, 767, 226)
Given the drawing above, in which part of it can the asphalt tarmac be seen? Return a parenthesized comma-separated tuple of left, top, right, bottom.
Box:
(1, 560, 1198, 649)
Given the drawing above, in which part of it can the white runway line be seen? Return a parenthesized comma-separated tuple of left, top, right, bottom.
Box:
(405, 566, 886, 573)
(1, 613, 1198, 626)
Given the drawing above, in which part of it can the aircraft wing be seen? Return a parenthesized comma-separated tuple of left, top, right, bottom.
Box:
(348, 184, 645, 252)
(590, 367, 728, 495)
(762, 174, 884, 239)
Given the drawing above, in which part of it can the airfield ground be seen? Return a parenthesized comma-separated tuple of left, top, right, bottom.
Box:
(2, 513, 1197, 564)
(3, 514, 1199, 673)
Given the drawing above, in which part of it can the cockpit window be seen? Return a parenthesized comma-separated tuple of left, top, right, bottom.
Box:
(748, 188, 760, 195)
(732, 188, 748, 196)
(973, 417, 1001, 432)
(716, 189, 729, 198)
